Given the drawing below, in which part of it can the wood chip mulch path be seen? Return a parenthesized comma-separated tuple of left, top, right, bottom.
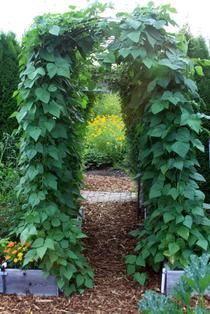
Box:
(0, 201, 160, 314)
(83, 174, 137, 192)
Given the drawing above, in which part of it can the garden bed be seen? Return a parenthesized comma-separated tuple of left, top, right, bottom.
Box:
(0, 201, 160, 313)
(0, 269, 58, 296)
(161, 264, 210, 297)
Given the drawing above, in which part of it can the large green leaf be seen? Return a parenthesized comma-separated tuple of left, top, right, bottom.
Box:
(127, 31, 141, 43)
(171, 142, 190, 158)
(35, 87, 50, 104)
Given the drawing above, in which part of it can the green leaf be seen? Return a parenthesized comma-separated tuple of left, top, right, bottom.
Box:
(154, 253, 164, 263)
(35, 87, 50, 104)
(37, 246, 47, 259)
(163, 212, 174, 223)
(127, 264, 135, 275)
(44, 173, 57, 190)
(45, 238, 55, 250)
(32, 238, 44, 248)
(175, 128, 190, 142)
(192, 207, 204, 217)
(51, 217, 61, 227)
(47, 63, 57, 78)
(27, 126, 42, 141)
(85, 277, 93, 289)
(42, 101, 61, 118)
(168, 242, 180, 255)
(196, 239, 208, 250)
(151, 101, 166, 114)
(76, 274, 84, 287)
(61, 240, 69, 249)
(134, 272, 147, 285)
(127, 31, 141, 43)
(171, 142, 190, 158)
(192, 139, 204, 152)
(195, 65, 204, 76)
(49, 25, 60, 36)
(177, 226, 189, 240)
(126, 255, 136, 264)
(119, 48, 130, 58)
(176, 215, 184, 224)
(136, 255, 145, 267)
(183, 215, 193, 229)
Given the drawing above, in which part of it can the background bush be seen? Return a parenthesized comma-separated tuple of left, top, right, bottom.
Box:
(0, 133, 21, 238)
(90, 93, 122, 117)
(0, 32, 20, 138)
(185, 31, 210, 203)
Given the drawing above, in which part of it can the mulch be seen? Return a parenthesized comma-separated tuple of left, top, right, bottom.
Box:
(0, 200, 160, 313)
(83, 174, 137, 193)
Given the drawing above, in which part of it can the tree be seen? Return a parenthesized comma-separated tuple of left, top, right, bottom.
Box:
(0, 32, 20, 138)
(185, 30, 210, 203)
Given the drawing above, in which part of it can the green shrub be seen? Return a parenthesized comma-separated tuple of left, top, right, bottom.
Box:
(90, 93, 122, 118)
(185, 31, 210, 203)
(84, 114, 126, 167)
(0, 133, 21, 238)
(0, 32, 20, 138)
(139, 254, 210, 314)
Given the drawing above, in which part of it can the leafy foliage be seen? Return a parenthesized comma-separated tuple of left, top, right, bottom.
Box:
(139, 254, 210, 313)
(184, 31, 210, 203)
(105, 3, 210, 281)
(0, 33, 20, 138)
(15, 2, 210, 295)
(15, 6, 104, 295)
(0, 133, 21, 238)
(84, 114, 126, 167)
(90, 93, 122, 117)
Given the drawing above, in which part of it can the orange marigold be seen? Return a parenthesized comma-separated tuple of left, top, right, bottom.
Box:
(7, 242, 15, 248)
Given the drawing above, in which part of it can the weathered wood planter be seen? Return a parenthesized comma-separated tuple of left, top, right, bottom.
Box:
(161, 264, 210, 296)
(0, 269, 58, 296)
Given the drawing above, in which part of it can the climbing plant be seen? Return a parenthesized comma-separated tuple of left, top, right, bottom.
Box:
(15, 2, 210, 294)
(104, 3, 210, 284)
(15, 6, 105, 295)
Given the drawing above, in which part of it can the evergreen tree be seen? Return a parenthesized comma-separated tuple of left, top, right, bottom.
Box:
(185, 30, 210, 202)
(0, 32, 20, 137)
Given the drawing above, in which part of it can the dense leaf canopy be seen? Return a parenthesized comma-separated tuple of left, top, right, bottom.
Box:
(15, 3, 210, 294)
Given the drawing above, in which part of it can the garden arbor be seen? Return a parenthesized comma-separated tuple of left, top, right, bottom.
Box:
(16, 4, 210, 295)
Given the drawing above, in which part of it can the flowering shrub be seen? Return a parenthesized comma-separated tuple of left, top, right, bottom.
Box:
(84, 115, 126, 167)
(2, 241, 30, 268)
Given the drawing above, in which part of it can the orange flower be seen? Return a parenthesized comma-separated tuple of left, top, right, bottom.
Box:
(7, 242, 15, 248)
(5, 255, 11, 261)
(12, 250, 18, 255)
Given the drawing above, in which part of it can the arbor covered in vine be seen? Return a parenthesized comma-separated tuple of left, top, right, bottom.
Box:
(16, 3, 210, 295)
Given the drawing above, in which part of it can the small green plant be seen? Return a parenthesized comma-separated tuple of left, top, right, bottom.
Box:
(138, 254, 210, 314)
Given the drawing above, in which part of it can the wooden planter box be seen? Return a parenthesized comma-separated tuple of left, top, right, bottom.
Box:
(161, 264, 210, 297)
(0, 269, 58, 296)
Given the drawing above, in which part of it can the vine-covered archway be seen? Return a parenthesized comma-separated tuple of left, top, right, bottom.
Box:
(16, 3, 209, 295)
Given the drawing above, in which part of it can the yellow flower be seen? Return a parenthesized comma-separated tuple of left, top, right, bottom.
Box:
(14, 258, 18, 263)
(106, 141, 110, 145)
(5, 255, 11, 261)
(17, 252, 23, 259)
